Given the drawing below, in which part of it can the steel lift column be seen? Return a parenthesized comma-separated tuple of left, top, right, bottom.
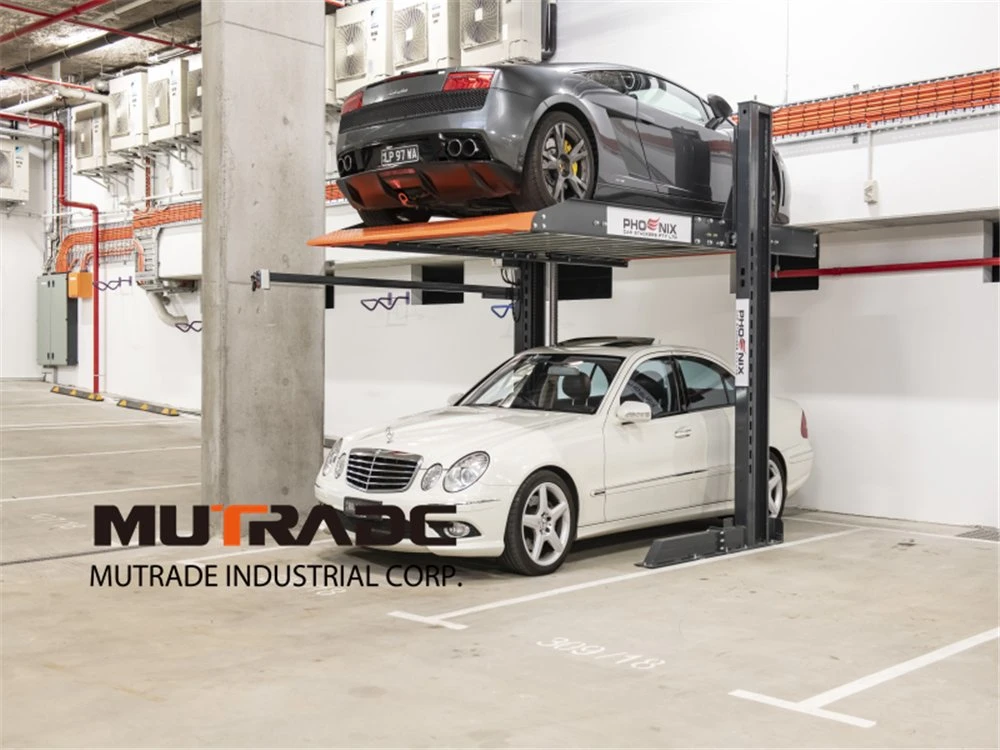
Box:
(640, 100, 781, 568)
(514, 261, 547, 352)
(733, 100, 778, 546)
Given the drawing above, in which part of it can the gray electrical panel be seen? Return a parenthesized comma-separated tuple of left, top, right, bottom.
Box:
(36, 274, 78, 366)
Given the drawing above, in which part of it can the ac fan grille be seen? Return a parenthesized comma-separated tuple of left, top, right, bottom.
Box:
(0, 151, 11, 189)
(188, 68, 203, 118)
(460, 0, 500, 50)
(335, 21, 367, 82)
(149, 79, 171, 127)
(110, 92, 130, 137)
(394, 4, 429, 68)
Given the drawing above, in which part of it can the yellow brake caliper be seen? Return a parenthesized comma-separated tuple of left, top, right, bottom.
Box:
(564, 140, 578, 175)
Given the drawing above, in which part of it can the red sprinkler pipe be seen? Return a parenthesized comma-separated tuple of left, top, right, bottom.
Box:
(0, 0, 114, 44)
(2, 113, 102, 395)
(0, 70, 97, 93)
(773, 257, 1000, 279)
(0, 1, 200, 53)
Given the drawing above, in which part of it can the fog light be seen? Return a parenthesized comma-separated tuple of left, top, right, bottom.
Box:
(443, 522, 472, 539)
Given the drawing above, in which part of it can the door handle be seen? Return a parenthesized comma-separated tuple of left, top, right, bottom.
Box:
(674, 427, 692, 439)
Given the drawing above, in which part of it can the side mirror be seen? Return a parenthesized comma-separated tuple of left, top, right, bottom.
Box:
(616, 401, 652, 424)
(706, 94, 733, 129)
(446, 393, 464, 406)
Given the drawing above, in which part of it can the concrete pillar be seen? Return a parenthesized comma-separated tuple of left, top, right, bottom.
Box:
(201, 2, 326, 521)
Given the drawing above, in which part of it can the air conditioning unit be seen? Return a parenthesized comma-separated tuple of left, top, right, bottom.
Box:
(147, 58, 189, 144)
(109, 71, 148, 153)
(187, 53, 203, 136)
(333, 0, 393, 104)
(393, 0, 460, 72)
(72, 104, 102, 173)
(0, 138, 29, 204)
(459, 0, 547, 66)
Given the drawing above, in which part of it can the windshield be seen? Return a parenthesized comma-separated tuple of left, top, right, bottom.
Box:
(461, 353, 625, 414)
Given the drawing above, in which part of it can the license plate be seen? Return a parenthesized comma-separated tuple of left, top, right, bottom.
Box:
(344, 497, 382, 516)
(380, 144, 419, 167)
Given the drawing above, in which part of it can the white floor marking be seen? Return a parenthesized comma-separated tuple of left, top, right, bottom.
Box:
(0, 401, 99, 409)
(387, 611, 469, 630)
(731, 627, 1000, 729)
(388, 528, 860, 629)
(1, 420, 184, 432)
(792, 514, 1000, 544)
(0, 482, 201, 503)
(1, 445, 200, 462)
(729, 690, 876, 729)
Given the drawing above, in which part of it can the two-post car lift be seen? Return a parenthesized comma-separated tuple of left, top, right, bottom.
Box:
(251, 101, 819, 566)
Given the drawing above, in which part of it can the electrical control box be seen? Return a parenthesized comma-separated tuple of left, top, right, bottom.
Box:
(37, 274, 78, 367)
(67, 271, 93, 299)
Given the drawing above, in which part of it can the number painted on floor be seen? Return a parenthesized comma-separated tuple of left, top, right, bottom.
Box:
(536, 637, 664, 671)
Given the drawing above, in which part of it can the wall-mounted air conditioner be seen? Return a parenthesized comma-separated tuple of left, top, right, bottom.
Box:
(72, 104, 102, 173)
(109, 71, 148, 153)
(393, 0, 460, 72)
(0, 138, 30, 204)
(333, 0, 393, 104)
(148, 58, 189, 144)
(187, 53, 202, 136)
(459, 0, 548, 66)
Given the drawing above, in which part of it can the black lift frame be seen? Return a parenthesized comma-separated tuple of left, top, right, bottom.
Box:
(251, 100, 818, 567)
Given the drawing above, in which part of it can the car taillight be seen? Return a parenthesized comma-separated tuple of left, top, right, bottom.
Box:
(342, 89, 364, 114)
(443, 70, 494, 91)
(800, 411, 809, 439)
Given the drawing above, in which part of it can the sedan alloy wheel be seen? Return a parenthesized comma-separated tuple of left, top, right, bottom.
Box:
(501, 469, 576, 575)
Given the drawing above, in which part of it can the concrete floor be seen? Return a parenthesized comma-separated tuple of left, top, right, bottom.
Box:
(2, 380, 998, 748)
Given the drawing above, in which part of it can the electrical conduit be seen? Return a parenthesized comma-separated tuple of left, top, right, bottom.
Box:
(2, 112, 102, 394)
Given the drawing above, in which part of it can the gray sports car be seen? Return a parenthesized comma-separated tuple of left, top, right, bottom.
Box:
(335, 63, 790, 227)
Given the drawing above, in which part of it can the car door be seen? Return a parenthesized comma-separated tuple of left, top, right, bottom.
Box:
(622, 72, 732, 211)
(674, 356, 737, 506)
(603, 356, 708, 522)
(574, 69, 657, 199)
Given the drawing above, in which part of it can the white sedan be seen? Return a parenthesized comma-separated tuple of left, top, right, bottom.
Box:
(315, 339, 814, 575)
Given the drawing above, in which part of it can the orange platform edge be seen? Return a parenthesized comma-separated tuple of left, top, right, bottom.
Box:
(308, 212, 537, 248)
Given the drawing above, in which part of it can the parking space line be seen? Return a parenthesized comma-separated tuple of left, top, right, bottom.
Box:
(387, 611, 469, 631)
(0, 482, 201, 503)
(729, 690, 875, 729)
(1, 421, 188, 432)
(0, 403, 102, 409)
(1, 445, 200, 462)
(791, 514, 1000, 544)
(731, 627, 999, 729)
(387, 528, 860, 629)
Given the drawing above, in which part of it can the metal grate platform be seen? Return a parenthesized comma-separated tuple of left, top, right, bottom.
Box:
(957, 526, 1000, 541)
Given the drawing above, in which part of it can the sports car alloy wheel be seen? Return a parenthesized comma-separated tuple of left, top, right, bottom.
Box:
(521, 481, 572, 567)
(540, 121, 592, 202)
(768, 454, 785, 518)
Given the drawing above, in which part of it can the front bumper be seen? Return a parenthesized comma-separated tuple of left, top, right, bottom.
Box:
(314, 481, 511, 557)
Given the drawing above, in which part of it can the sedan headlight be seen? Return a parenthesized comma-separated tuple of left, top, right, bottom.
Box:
(421, 463, 444, 491)
(443, 452, 490, 493)
(321, 439, 342, 476)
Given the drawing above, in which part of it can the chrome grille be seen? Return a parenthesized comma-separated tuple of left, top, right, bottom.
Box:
(345, 449, 421, 493)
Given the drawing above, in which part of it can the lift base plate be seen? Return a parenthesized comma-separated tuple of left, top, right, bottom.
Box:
(639, 518, 784, 569)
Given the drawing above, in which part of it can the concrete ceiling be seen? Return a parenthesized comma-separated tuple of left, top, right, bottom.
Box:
(0, 0, 201, 108)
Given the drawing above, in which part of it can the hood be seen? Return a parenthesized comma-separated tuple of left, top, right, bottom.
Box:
(345, 406, 585, 459)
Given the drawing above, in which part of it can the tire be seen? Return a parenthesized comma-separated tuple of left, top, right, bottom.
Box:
(768, 449, 787, 519)
(358, 208, 432, 227)
(512, 110, 596, 212)
(500, 470, 577, 575)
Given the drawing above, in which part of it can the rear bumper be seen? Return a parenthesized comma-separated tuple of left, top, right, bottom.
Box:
(337, 159, 520, 213)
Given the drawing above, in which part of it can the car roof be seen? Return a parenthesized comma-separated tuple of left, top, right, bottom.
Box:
(522, 341, 734, 370)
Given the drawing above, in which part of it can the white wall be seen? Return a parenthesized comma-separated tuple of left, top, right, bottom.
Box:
(0, 139, 49, 379)
(554, 0, 1000, 105)
(324, 221, 999, 528)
